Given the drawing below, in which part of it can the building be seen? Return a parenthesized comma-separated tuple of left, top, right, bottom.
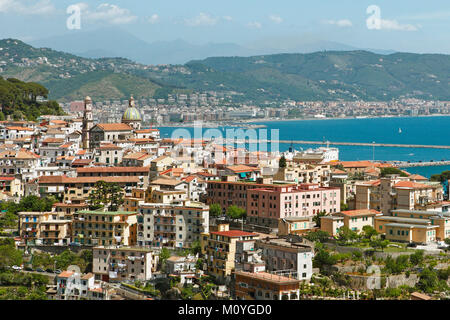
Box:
(374, 209, 450, 243)
(81, 96, 94, 150)
(203, 225, 259, 282)
(122, 96, 142, 130)
(320, 209, 381, 236)
(247, 184, 340, 228)
(234, 271, 300, 300)
(89, 123, 133, 150)
(92, 246, 155, 282)
(72, 210, 137, 246)
(277, 217, 315, 236)
(137, 201, 209, 248)
(256, 237, 314, 281)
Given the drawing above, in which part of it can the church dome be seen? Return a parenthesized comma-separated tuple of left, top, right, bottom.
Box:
(122, 96, 142, 122)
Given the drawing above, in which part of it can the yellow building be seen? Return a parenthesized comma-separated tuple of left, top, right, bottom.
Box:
(203, 224, 259, 282)
(320, 209, 380, 236)
(73, 210, 137, 246)
(384, 223, 437, 244)
(278, 217, 314, 236)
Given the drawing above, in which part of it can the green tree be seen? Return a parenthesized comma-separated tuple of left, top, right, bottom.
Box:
(362, 225, 378, 239)
(312, 210, 327, 228)
(303, 230, 330, 243)
(88, 181, 124, 211)
(337, 226, 359, 244)
(226, 205, 246, 220)
(159, 248, 171, 268)
(416, 267, 446, 294)
(209, 203, 222, 217)
(279, 155, 287, 168)
(409, 250, 424, 266)
(380, 167, 409, 177)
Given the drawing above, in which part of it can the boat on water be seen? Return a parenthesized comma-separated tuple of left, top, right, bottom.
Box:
(399, 128, 402, 134)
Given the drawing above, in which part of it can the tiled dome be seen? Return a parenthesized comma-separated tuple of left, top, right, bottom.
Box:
(122, 96, 142, 121)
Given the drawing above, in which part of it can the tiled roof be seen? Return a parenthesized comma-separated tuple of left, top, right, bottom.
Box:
(225, 165, 260, 173)
(211, 230, 258, 238)
(58, 271, 74, 278)
(340, 209, 380, 217)
(77, 166, 149, 173)
(95, 123, 133, 131)
(394, 181, 430, 189)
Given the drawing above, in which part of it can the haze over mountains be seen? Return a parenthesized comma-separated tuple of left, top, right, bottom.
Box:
(30, 28, 395, 65)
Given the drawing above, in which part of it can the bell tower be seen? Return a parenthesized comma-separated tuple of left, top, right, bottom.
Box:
(82, 96, 94, 150)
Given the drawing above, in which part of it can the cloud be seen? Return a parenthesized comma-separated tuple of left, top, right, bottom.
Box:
(379, 19, 418, 31)
(0, 0, 56, 15)
(269, 15, 283, 24)
(147, 14, 159, 24)
(247, 21, 262, 29)
(184, 12, 218, 27)
(324, 19, 353, 27)
(223, 15, 233, 21)
(75, 2, 137, 25)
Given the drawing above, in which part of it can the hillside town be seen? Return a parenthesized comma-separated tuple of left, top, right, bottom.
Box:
(60, 96, 450, 126)
(0, 96, 449, 301)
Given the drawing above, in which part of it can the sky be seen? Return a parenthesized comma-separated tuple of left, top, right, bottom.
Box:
(1, 0, 450, 53)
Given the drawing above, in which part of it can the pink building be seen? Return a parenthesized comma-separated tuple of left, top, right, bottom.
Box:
(247, 184, 340, 227)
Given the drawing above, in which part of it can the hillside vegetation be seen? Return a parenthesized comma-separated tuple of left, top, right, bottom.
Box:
(1, 39, 449, 103)
(0, 77, 64, 120)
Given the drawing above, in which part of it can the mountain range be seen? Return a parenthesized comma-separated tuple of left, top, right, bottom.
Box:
(29, 28, 395, 65)
(0, 38, 449, 103)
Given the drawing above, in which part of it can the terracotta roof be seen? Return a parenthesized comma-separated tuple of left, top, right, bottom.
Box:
(98, 143, 122, 150)
(394, 181, 431, 189)
(37, 175, 140, 184)
(72, 159, 93, 166)
(123, 152, 151, 160)
(58, 271, 75, 278)
(149, 178, 184, 186)
(408, 174, 428, 181)
(410, 292, 432, 300)
(0, 177, 16, 181)
(182, 175, 196, 183)
(332, 169, 347, 174)
(5, 126, 34, 131)
(225, 165, 260, 173)
(77, 166, 149, 173)
(42, 138, 64, 144)
(95, 123, 132, 131)
(0, 150, 39, 159)
(211, 230, 258, 238)
(340, 209, 380, 217)
(235, 271, 299, 284)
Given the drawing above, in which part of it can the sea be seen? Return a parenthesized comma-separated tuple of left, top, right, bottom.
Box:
(157, 116, 450, 178)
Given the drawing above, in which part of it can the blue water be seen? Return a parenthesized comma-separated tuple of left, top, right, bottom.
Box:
(158, 116, 450, 178)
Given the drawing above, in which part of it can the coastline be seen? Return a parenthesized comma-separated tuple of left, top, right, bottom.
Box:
(153, 114, 450, 127)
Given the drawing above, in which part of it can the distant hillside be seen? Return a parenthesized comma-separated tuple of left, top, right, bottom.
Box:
(0, 39, 180, 102)
(0, 39, 449, 103)
(180, 51, 450, 101)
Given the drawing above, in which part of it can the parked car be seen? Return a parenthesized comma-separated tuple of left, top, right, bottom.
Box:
(54, 269, 62, 274)
(407, 243, 417, 248)
(12, 265, 22, 271)
(69, 242, 81, 247)
(24, 266, 34, 271)
(36, 268, 44, 272)
(45, 268, 53, 273)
